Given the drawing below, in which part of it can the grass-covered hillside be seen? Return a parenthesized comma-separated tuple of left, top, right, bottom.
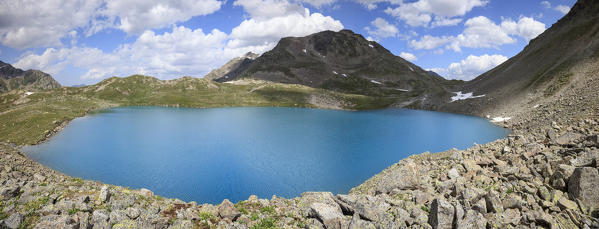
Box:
(0, 75, 398, 146)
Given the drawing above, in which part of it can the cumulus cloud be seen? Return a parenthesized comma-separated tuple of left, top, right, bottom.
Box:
(384, 0, 488, 27)
(433, 54, 507, 80)
(99, 0, 223, 34)
(365, 18, 399, 39)
(0, 0, 103, 49)
(13, 0, 344, 82)
(399, 52, 417, 61)
(353, 0, 402, 10)
(227, 8, 343, 52)
(0, 0, 223, 49)
(15, 27, 230, 80)
(299, 0, 337, 7)
(410, 16, 545, 52)
(500, 17, 546, 41)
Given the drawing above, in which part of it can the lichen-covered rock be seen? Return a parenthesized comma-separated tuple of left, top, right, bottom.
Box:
(428, 199, 454, 229)
(375, 160, 421, 194)
(217, 199, 241, 221)
(2, 212, 23, 229)
(310, 202, 344, 229)
(568, 167, 599, 210)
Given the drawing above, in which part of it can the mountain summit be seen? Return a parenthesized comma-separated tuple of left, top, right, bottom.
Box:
(214, 30, 451, 98)
(0, 61, 61, 93)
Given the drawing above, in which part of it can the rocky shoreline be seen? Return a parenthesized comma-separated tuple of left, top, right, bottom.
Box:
(1, 99, 599, 229)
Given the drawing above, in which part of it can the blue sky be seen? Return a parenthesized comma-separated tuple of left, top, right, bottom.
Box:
(0, 0, 575, 86)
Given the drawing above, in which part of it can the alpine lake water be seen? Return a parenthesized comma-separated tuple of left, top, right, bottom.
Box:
(23, 107, 510, 204)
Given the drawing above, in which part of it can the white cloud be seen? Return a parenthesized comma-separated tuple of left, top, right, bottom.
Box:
(541, 1, 551, 9)
(234, 0, 304, 19)
(14, 0, 344, 83)
(299, 0, 337, 7)
(227, 8, 343, 52)
(15, 27, 230, 80)
(353, 0, 402, 10)
(0, 0, 103, 49)
(433, 54, 507, 80)
(0, 0, 223, 49)
(431, 16, 462, 27)
(384, 0, 488, 27)
(554, 5, 570, 14)
(410, 16, 545, 51)
(500, 16, 546, 41)
(365, 18, 399, 39)
(100, 0, 223, 34)
(399, 52, 417, 61)
(410, 35, 453, 50)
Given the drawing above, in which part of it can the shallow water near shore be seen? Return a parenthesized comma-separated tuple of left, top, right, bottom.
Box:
(23, 106, 509, 204)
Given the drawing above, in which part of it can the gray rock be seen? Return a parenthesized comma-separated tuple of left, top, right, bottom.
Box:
(336, 194, 391, 222)
(109, 210, 128, 225)
(428, 199, 454, 229)
(485, 193, 503, 213)
(217, 199, 241, 221)
(556, 132, 584, 145)
(376, 161, 421, 194)
(570, 151, 599, 167)
(456, 210, 486, 229)
(92, 209, 110, 229)
(502, 194, 523, 210)
(126, 207, 140, 219)
(557, 197, 578, 210)
(3, 212, 23, 229)
(0, 186, 20, 199)
(538, 186, 551, 201)
(34, 215, 78, 229)
(98, 185, 110, 203)
(568, 167, 599, 210)
(310, 202, 344, 229)
(138, 188, 154, 197)
(300, 192, 341, 216)
(348, 213, 376, 229)
(472, 198, 487, 214)
(448, 168, 460, 180)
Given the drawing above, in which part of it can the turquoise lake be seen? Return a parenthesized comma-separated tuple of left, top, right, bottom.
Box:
(23, 107, 509, 204)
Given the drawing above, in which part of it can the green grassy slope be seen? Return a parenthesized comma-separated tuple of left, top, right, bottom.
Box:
(0, 75, 397, 145)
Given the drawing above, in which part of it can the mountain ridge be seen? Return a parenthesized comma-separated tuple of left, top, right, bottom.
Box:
(0, 61, 61, 93)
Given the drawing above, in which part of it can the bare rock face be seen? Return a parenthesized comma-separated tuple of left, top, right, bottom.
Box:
(376, 160, 421, 194)
(568, 167, 599, 210)
(310, 202, 345, 229)
(428, 199, 454, 229)
(217, 199, 241, 222)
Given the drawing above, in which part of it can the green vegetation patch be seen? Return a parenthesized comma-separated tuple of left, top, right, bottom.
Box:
(544, 72, 573, 96)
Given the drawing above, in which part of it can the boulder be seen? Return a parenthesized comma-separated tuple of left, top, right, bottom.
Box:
(376, 161, 421, 194)
(98, 185, 110, 203)
(568, 167, 599, 210)
(570, 151, 599, 167)
(335, 194, 391, 222)
(92, 209, 110, 229)
(555, 132, 584, 145)
(217, 199, 241, 221)
(34, 215, 78, 229)
(485, 193, 503, 213)
(299, 192, 341, 216)
(348, 213, 376, 229)
(310, 202, 344, 229)
(448, 168, 460, 180)
(138, 188, 154, 197)
(126, 207, 140, 219)
(2, 213, 23, 229)
(428, 199, 454, 229)
(557, 197, 578, 211)
(456, 210, 486, 229)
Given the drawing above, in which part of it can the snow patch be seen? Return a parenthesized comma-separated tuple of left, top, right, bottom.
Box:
(341, 74, 348, 77)
(368, 44, 374, 48)
(491, 117, 511, 122)
(370, 80, 382, 85)
(395, 89, 409, 92)
(533, 104, 540, 108)
(409, 67, 414, 72)
(332, 71, 338, 75)
(25, 92, 34, 96)
(303, 49, 307, 54)
(451, 91, 485, 102)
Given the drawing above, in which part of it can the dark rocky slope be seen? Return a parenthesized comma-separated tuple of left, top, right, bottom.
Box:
(437, 0, 599, 116)
(214, 30, 454, 103)
(0, 61, 61, 93)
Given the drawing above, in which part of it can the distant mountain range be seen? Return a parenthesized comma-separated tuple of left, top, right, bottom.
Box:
(0, 61, 61, 93)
